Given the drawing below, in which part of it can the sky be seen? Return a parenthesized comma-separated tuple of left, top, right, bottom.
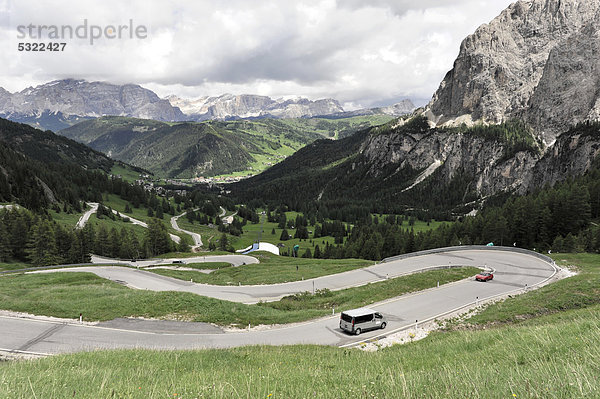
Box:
(0, 0, 515, 109)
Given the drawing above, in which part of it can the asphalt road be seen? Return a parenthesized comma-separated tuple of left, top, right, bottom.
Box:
(0, 248, 557, 355)
(171, 210, 203, 247)
(75, 202, 99, 229)
(75, 202, 181, 244)
(89, 254, 259, 268)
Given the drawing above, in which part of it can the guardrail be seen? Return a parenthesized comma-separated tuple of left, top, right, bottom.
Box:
(381, 245, 555, 266)
(341, 245, 559, 349)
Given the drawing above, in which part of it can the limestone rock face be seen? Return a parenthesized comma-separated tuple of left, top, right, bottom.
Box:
(166, 94, 344, 121)
(525, 22, 600, 141)
(359, 124, 539, 198)
(524, 129, 600, 191)
(426, 0, 600, 144)
(0, 79, 185, 127)
(329, 99, 416, 118)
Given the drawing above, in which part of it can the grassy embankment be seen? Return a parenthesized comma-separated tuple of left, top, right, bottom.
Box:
(0, 265, 477, 326)
(0, 254, 598, 398)
(149, 252, 373, 285)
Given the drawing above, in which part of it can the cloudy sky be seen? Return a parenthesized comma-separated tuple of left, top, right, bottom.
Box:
(0, 0, 514, 109)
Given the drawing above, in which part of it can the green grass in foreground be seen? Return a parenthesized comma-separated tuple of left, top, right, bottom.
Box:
(0, 267, 476, 326)
(150, 252, 374, 285)
(3, 256, 599, 398)
(2, 306, 599, 398)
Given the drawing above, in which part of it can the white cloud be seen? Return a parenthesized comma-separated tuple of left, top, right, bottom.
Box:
(0, 0, 514, 108)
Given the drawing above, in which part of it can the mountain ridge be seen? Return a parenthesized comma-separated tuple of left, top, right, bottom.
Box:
(425, 0, 600, 144)
(0, 79, 415, 131)
(0, 79, 185, 130)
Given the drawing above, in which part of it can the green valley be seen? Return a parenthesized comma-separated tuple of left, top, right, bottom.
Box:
(59, 115, 395, 179)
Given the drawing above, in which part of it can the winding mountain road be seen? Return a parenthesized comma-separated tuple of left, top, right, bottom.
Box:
(0, 247, 558, 355)
(171, 210, 203, 248)
(75, 203, 99, 229)
(76, 202, 181, 244)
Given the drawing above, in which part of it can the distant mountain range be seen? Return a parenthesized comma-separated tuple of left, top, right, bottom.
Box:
(166, 94, 344, 120)
(0, 79, 416, 131)
(166, 94, 415, 121)
(0, 79, 184, 131)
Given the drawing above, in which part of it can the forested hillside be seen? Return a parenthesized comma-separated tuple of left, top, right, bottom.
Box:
(267, 161, 600, 261)
(60, 115, 393, 178)
(0, 117, 190, 265)
(0, 119, 118, 211)
(233, 116, 598, 221)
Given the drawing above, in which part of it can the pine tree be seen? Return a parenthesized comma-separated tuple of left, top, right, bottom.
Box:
(27, 221, 60, 266)
(95, 225, 110, 256)
(119, 228, 133, 259)
(0, 222, 11, 262)
(109, 227, 120, 258)
(563, 233, 577, 253)
(145, 218, 172, 256)
(82, 223, 96, 257)
(54, 225, 74, 264)
(294, 225, 309, 239)
(314, 245, 321, 258)
(218, 233, 229, 251)
(178, 239, 191, 253)
(280, 229, 289, 241)
(130, 231, 142, 260)
(551, 235, 564, 253)
(187, 211, 196, 224)
(277, 213, 286, 229)
(314, 224, 322, 238)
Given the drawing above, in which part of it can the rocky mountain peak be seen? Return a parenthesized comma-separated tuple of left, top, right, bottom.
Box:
(166, 93, 343, 121)
(0, 79, 185, 126)
(425, 0, 600, 144)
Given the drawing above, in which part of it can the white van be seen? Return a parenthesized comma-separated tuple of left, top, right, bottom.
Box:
(339, 308, 387, 335)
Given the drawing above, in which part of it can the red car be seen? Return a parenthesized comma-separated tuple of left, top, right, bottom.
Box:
(475, 272, 494, 282)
